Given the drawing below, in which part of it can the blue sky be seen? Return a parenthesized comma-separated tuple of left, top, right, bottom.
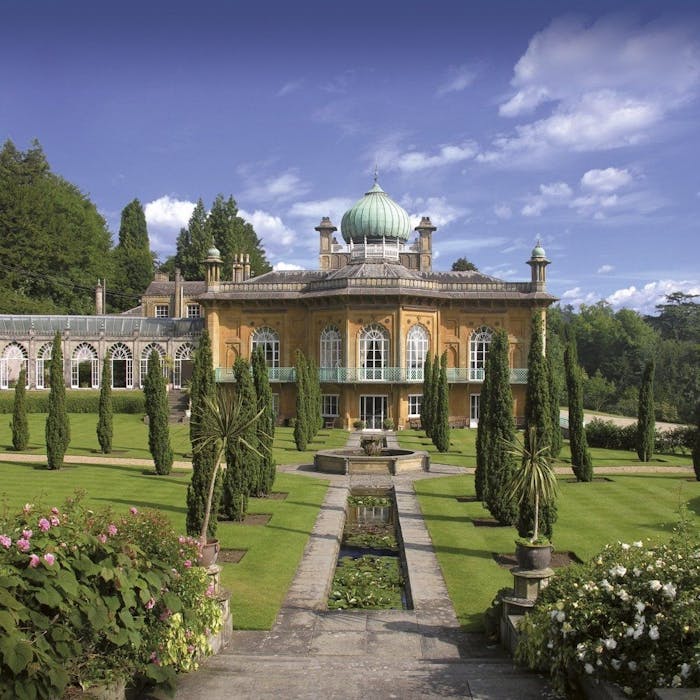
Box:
(2, 0, 699, 314)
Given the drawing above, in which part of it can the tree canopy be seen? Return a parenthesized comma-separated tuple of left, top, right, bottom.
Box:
(451, 257, 478, 272)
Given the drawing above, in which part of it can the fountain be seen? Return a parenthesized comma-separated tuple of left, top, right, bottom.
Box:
(314, 436, 429, 475)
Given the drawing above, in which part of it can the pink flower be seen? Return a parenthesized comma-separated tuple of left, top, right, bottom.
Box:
(22, 529, 33, 539)
(43, 553, 55, 566)
(0, 535, 11, 549)
(145, 598, 156, 610)
(149, 651, 160, 666)
(51, 507, 60, 515)
(178, 535, 186, 544)
(28, 554, 40, 568)
(183, 559, 192, 569)
(98, 534, 107, 544)
(23, 503, 33, 514)
(16, 538, 30, 552)
(38, 518, 51, 532)
(107, 524, 118, 536)
(159, 609, 171, 622)
(50, 516, 60, 527)
(130, 507, 138, 515)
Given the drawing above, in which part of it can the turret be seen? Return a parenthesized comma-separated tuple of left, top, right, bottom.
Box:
(527, 240, 550, 292)
(204, 246, 222, 289)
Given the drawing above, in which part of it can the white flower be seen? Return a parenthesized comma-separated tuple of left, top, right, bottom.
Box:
(617, 589, 629, 602)
(633, 541, 643, 548)
(635, 601, 645, 614)
(600, 579, 613, 593)
(633, 567, 642, 577)
(649, 579, 663, 592)
(621, 543, 630, 550)
(633, 627, 644, 639)
(662, 582, 677, 600)
(609, 564, 627, 578)
(611, 659, 622, 670)
(623, 687, 633, 696)
(626, 626, 635, 637)
(672, 675, 682, 688)
(681, 663, 691, 678)
(649, 625, 660, 640)
(556, 611, 566, 623)
(585, 663, 594, 674)
(628, 661, 637, 671)
(604, 638, 617, 650)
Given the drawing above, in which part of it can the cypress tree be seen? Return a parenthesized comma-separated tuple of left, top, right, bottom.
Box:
(252, 346, 276, 496)
(432, 352, 450, 452)
(421, 354, 433, 436)
(430, 354, 440, 438)
(692, 401, 700, 481)
(637, 359, 655, 462)
(11, 367, 29, 450)
(520, 312, 556, 537)
(186, 330, 221, 537)
(293, 350, 308, 450)
(484, 330, 518, 525)
(565, 337, 593, 481)
(45, 332, 69, 470)
(547, 353, 563, 459)
(96, 356, 113, 454)
(474, 344, 492, 502)
(144, 350, 173, 475)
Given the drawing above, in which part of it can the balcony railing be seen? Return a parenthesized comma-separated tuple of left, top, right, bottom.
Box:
(216, 366, 528, 384)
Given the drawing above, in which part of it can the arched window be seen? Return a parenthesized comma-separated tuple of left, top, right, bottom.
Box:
(140, 343, 167, 388)
(406, 325, 429, 381)
(0, 342, 29, 389)
(36, 342, 53, 389)
(71, 343, 99, 389)
(174, 343, 195, 389)
(320, 326, 341, 367)
(251, 328, 279, 368)
(109, 343, 133, 389)
(359, 324, 389, 381)
(469, 326, 493, 381)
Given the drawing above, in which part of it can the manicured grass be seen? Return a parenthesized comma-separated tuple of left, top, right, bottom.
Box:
(271, 426, 349, 466)
(0, 457, 329, 630)
(415, 473, 700, 632)
(397, 428, 693, 468)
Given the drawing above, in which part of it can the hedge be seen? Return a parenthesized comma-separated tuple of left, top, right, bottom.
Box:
(585, 418, 696, 454)
(0, 390, 146, 414)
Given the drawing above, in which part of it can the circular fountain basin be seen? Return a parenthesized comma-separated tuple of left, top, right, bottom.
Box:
(314, 448, 429, 475)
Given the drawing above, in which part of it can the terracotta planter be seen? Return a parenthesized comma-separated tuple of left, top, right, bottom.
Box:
(515, 541, 552, 570)
(198, 537, 220, 567)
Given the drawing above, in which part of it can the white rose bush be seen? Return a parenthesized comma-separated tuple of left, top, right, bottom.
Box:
(516, 531, 700, 697)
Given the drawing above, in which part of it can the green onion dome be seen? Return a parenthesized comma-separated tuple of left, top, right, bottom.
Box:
(340, 182, 412, 244)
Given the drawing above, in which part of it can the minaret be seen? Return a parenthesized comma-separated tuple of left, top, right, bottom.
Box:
(527, 240, 550, 292)
(414, 216, 436, 272)
(316, 217, 338, 270)
(204, 247, 222, 290)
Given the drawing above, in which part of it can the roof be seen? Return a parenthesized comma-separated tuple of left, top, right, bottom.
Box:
(143, 280, 207, 297)
(340, 182, 412, 244)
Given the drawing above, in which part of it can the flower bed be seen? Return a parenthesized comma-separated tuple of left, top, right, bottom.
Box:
(516, 525, 700, 697)
(0, 496, 222, 699)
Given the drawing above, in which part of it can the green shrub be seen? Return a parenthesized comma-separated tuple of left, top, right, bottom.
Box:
(10, 368, 29, 450)
(516, 530, 700, 697)
(0, 390, 145, 414)
(0, 498, 222, 698)
(585, 419, 695, 454)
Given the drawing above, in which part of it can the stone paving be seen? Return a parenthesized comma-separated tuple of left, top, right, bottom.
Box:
(174, 432, 551, 699)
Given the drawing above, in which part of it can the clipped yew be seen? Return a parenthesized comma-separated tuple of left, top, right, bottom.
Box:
(637, 359, 655, 462)
(143, 350, 173, 475)
(46, 332, 70, 469)
(11, 367, 29, 450)
(96, 355, 113, 454)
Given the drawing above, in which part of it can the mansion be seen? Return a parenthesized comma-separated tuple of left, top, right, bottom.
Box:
(0, 180, 556, 429)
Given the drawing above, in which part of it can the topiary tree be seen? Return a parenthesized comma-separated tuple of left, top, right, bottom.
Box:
(252, 346, 276, 496)
(547, 353, 563, 459)
(293, 350, 308, 450)
(430, 353, 440, 438)
(483, 330, 518, 525)
(637, 358, 655, 462)
(11, 367, 29, 450)
(565, 336, 593, 481)
(421, 354, 434, 437)
(96, 355, 113, 454)
(520, 311, 556, 536)
(186, 330, 221, 538)
(46, 332, 70, 469)
(143, 350, 173, 475)
(693, 401, 700, 481)
(432, 352, 450, 453)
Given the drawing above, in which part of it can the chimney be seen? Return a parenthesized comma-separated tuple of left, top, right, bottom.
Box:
(243, 253, 251, 281)
(174, 268, 183, 318)
(95, 280, 104, 315)
(232, 254, 243, 283)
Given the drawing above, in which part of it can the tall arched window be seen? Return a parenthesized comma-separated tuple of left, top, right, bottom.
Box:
(174, 343, 195, 389)
(251, 328, 279, 368)
(36, 342, 53, 389)
(359, 324, 389, 381)
(0, 342, 29, 389)
(71, 343, 99, 388)
(140, 343, 166, 388)
(109, 343, 133, 389)
(406, 325, 429, 381)
(320, 326, 341, 367)
(469, 326, 493, 381)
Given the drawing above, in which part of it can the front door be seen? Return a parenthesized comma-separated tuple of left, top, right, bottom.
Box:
(360, 395, 387, 430)
(470, 394, 480, 429)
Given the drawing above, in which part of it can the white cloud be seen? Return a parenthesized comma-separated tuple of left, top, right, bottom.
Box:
(277, 79, 303, 97)
(400, 195, 468, 228)
(581, 167, 632, 192)
(377, 139, 477, 173)
(606, 280, 700, 314)
(482, 16, 700, 164)
(144, 195, 196, 230)
(597, 264, 615, 274)
(243, 170, 311, 203)
(288, 197, 354, 226)
(273, 261, 304, 271)
(561, 286, 599, 307)
(494, 203, 512, 219)
(437, 64, 477, 95)
(521, 181, 572, 216)
(239, 209, 297, 255)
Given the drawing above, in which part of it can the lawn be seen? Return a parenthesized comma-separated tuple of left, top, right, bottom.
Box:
(414, 473, 700, 631)
(0, 456, 329, 629)
(397, 428, 693, 468)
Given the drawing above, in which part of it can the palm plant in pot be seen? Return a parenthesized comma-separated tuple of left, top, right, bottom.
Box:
(504, 427, 559, 570)
(193, 388, 264, 566)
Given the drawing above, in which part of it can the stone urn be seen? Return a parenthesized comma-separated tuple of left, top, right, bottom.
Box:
(515, 540, 553, 570)
(198, 538, 220, 567)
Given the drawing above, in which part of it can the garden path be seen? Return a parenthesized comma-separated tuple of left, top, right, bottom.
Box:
(174, 432, 550, 699)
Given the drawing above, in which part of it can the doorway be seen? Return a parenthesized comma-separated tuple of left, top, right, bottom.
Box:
(360, 395, 387, 430)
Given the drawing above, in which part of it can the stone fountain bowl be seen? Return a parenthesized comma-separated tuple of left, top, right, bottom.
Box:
(314, 448, 430, 475)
